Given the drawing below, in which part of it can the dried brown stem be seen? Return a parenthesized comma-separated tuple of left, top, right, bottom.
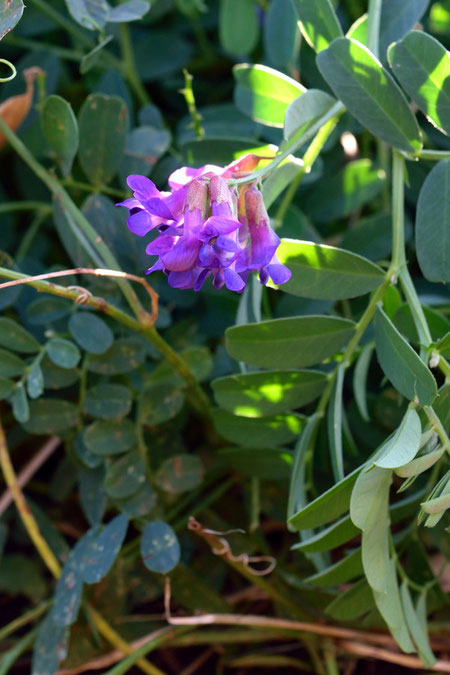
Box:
(0, 267, 159, 325)
(337, 640, 450, 672)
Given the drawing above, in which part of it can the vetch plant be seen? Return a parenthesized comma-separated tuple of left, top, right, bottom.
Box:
(0, 0, 449, 673)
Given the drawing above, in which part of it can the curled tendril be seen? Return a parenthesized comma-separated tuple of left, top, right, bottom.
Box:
(0, 59, 17, 83)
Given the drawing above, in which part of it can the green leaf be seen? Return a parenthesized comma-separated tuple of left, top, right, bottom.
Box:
(78, 94, 128, 185)
(353, 342, 374, 422)
(401, 583, 436, 667)
(155, 455, 204, 494)
(396, 444, 445, 479)
(84, 384, 132, 420)
(373, 559, 415, 653)
(292, 515, 359, 553)
(340, 212, 393, 262)
(325, 577, 374, 620)
(64, 0, 109, 29)
(86, 337, 146, 375)
(289, 464, 363, 530)
(317, 38, 422, 152)
(82, 514, 129, 583)
(421, 474, 450, 514)
(41, 95, 79, 177)
(374, 307, 437, 406)
(0, 317, 40, 353)
(290, 0, 343, 52)
(0, 0, 24, 40)
(141, 521, 180, 574)
(23, 399, 78, 434)
(212, 370, 327, 417)
(0, 348, 26, 377)
(0, 378, 15, 400)
(350, 465, 392, 593)
(219, 447, 292, 480)
(108, 0, 150, 22)
(69, 312, 114, 356)
(375, 407, 422, 469)
(287, 414, 320, 524)
(233, 64, 305, 127)
(416, 159, 450, 283)
(139, 383, 184, 425)
(437, 332, 450, 358)
(47, 338, 81, 369)
(302, 160, 385, 224)
(213, 408, 303, 448)
(262, 158, 303, 209)
(119, 126, 171, 181)
(305, 548, 363, 586)
(117, 484, 157, 518)
(264, 0, 300, 68)
(74, 432, 103, 469)
(226, 316, 355, 369)
(275, 239, 385, 300)
(26, 364, 44, 400)
(10, 384, 29, 423)
(105, 452, 146, 499)
(26, 297, 72, 325)
(83, 419, 137, 455)
(148, 346, 212, 387)
(284, 88, 337, 140)
(79, 466, 107, 526)
(327, 363, 344, 481)
(52, 534, 91, 626)
(32, 614, 68, 675)
(389, 31, 450, 136)
(219, 0, 259, 56)
(42, 357, 79, 390)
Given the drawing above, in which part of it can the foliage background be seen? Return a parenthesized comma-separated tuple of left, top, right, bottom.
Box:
(0, 0, 449, 673)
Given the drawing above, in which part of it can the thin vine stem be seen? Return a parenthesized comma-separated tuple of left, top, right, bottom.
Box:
(367, 0, 382, 59)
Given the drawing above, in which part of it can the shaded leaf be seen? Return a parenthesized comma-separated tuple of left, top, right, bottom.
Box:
(64, 0, 109, 29)
(219, 0, 259, 56)
(284, 88, 337, 140)
(212, 369, 327, 417)
(83, 419, 137, 455)
(226, 316, 355, 369)
(0, 0, 24, 40)
(141, 521, 180, 573)
(47, 338, 81, 369)
(140, 383, 184, 425)
(0, 348, 26, 377)
(305, 548, 363, 586)
(213, 408, 303, 448)
(86, 337, 146, 374)
(0, 317, 40, 353)
(23, 399, 78, 434)
(155, 454, 204, 494)
(79, 466, 107, 526)
(82, 514, 129, 584)
(219, 446, 292, 480)
(78, 94, 128, 185)
(108, 0, 150, 22)
(325, 577, 374, 620)
(375, 407, 422, 469)
(374, 307, 437, 406)
(105, 452, 146, 499)
(84, 384, 132, 420)
(41, 95, 78, 176)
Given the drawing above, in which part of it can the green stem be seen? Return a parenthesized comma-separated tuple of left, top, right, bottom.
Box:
(413, 149, 450, 161)
(181, 69, 204, 139)
(274, 114, 339, 228)
(16, 211, 49, 260)
(61, 178, 127, 199)
(0, 201, 51, 214)
(4, 34, 83, 62)
(367, 0, 382, 58)
(424, 406, 450, 455)
(229, 102, 345, 187)
(119, 24, 151, 106)
(0, 629, 37, 675)
(391, 150, 406, 274)
(0, 267, 211, 415)
(250, 476, 261, 532)
(0, 602, 50, 642)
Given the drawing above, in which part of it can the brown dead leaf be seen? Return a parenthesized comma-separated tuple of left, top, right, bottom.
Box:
(0, 66, 43, 149)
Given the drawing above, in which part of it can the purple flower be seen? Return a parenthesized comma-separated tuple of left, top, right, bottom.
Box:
(117, 157, 291, 292)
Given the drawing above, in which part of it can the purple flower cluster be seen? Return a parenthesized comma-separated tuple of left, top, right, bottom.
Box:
(117, 157, 291, 292)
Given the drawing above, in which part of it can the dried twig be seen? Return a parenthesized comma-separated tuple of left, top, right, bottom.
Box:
(0, 267, 159, 325)
(337, 640, 450, 672)
(0, 436, 60, 517)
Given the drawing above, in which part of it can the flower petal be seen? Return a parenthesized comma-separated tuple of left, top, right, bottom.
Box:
(146, 235, 177, 255)
(127, 210, 154, 236)
(161, 237, 202, 271)
(268, 262, 291, 285)
(199, 216, 241, 241)
(127, 175, 160, 199)
(224, 268, 245, 292)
